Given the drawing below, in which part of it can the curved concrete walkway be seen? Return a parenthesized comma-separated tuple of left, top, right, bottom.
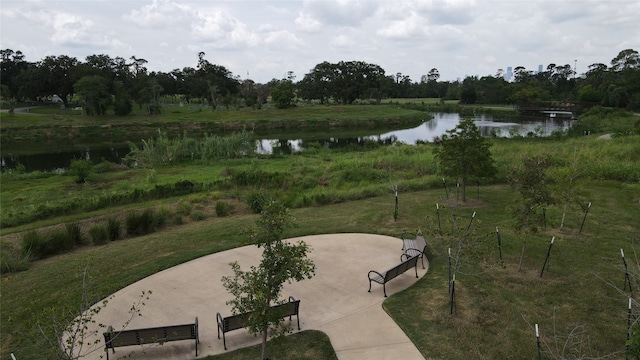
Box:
(82, 233, 428, 360)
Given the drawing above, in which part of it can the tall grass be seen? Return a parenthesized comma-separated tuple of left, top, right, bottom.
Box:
(126, 130, 255, 167)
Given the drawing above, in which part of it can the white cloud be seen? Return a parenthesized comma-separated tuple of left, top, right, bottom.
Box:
(0, 0, 637, 82)
(376, 11, 426, 39)
(192, 10, 258, 49)
(330, 34, 355, 48)
(302, 0, 378, 26)
(295, 12, 322, 32)
(124, 0, 194, 28)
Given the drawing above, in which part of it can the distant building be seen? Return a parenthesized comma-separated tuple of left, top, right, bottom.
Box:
(538, 64, 543, 74)
(504, 66, 513, 82)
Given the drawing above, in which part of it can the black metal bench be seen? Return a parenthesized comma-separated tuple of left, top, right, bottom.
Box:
(216, 296, 300, 350)
(401, 231, 428, 269)
(103, 317, 199, 360)
(368, 255, 419, 297)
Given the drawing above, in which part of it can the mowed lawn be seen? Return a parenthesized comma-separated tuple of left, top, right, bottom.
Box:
(2, 181, 639, 359)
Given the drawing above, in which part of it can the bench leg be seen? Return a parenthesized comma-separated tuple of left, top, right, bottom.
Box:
(368, 279, 372, 293)
(223, 332, 227, 350)
(383, 283, 387, 297)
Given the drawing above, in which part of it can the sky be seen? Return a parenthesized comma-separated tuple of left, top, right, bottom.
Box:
(1, 0, 639, 83)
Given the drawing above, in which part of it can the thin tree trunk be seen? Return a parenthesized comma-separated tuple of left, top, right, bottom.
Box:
(518, 240, 526, 272)
(261, 329, 268, 360)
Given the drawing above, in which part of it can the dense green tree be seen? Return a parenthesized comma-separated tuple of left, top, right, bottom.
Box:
(1, 49, 29, 100)
(271, 79, 295, 108)
(222, 201, 315, 360)
(434, 118, 495, 202)
(39, 55, 79, 108)
(74, 75, 111, 115)
(298, 60, 386, 104)
(459, 77, 477, 104)
(297, 61, 336, 104)
(611, 49, 640, 72)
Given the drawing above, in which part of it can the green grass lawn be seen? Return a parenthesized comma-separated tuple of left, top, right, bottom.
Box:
(2, 181, 639, 359)
(0, 103, 425, 128)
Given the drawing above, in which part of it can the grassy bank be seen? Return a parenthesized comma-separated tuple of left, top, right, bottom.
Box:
(2, 135, 638, 231)
(0, 104, 427, 145)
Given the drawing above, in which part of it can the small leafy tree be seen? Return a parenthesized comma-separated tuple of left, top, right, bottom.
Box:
(509, 154, 554, 231)
(434, 118, 496, 202)
(509, 154, 554, 271)
(553, 148, 590, 230)
(222, 201, 315, 360)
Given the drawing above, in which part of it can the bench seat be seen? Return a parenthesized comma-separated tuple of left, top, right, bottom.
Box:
(216, 296, 300, 350)
(368, 255, 419, 297)
(103, 317, 198, 359)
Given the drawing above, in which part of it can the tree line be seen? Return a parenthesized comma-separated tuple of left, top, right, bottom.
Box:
(1, 48, 639, 114)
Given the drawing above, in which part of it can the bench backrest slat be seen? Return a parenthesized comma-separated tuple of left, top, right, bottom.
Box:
(223, 312, 252, 332)
(384, 255, 418, 282)
(271, 300, 300, 319)
(220, 299, 300, 333)
(105, 323, 196, 348)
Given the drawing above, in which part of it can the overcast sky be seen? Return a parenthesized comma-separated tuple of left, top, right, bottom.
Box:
(1, 0, 638, 83)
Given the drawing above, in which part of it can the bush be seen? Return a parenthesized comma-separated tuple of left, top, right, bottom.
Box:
(173, 214, 184, 225)
(106, 217, 121, 241)
(69, 159, 94, 184)
(177, 201, 193, 215)
(246, 190, 270, 214)
(189, 209, 205, 221)
(89, 224, 109, 245)
(215, 200, 233, 217)
(125, 209, 157, 236)
(66, 222, 84, 246)
(155, 206, 171, 228)
(1, 241, 31, 274)
(49, 229, 74, 253)
(21, 230, 47, 259)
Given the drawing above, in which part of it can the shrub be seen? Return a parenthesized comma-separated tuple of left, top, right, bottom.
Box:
(89, 224, 109, 245)
(177, 201, 193, 215)
(155, 207, 171, 228)
(246, 190, 270, 214)
(189, 209, 205, 221)
(21, 230, 47, 259)
(215, 200, 233, 217)
(69, 159, 94, 184)
(66, 222, 84, 246)
(125, 209, 157, 236)
(1, 241, 31, 274)
(49, 229, 74, 253)
(106, 217, 122, 241)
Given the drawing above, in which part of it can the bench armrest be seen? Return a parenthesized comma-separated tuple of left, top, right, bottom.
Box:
(367, 270, 384, 280)
(216, 312, 223, 338)
(403, 247, 425, 254)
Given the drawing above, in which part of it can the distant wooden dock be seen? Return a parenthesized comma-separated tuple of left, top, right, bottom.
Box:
(516, 102, 578, 117)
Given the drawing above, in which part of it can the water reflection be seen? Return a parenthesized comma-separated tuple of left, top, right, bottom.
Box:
(257, 113, 573, 153)
(2, 113, 574, 172)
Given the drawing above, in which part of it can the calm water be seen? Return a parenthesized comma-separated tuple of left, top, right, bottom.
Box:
(1, 113, 574, 172)
(256, 112, 573, 153)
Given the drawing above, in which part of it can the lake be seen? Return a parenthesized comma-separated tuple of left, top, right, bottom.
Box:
(1, 112, 574, 172)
